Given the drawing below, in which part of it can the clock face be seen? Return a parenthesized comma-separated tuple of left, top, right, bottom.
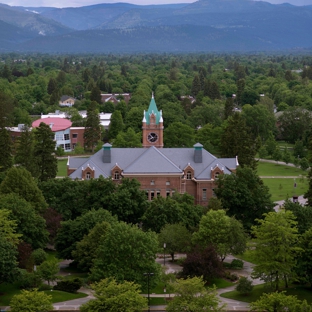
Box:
(148, 132, 158, 143)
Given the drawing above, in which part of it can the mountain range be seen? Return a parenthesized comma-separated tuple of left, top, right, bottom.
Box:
(0, 0, 312, 53)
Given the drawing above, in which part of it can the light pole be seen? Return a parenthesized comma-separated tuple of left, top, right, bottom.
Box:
(144, 272, 154, 312)
(163, 243, 166, 266)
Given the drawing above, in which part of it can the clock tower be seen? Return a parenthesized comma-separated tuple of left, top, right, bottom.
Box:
(142, 94, 164, 148)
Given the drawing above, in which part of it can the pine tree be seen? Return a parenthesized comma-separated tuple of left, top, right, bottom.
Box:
(33, 123, 57, 182)
(191, 75, 201, 97)
(108, 110, 124, 140)
(15, 126, 38, 177)
(224, 97, 235, 120)
(220, 112, 258, 169)
(90, 86, 102, 104)
(236, 79, 245, 105)
(47, 78, 57, 95)
(83, 101, 101, 152)
(0, 127, 13, 172)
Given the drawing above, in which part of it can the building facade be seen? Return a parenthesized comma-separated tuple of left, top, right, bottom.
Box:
(67, 96, 238, 206)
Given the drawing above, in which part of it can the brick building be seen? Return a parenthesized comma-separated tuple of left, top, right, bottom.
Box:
(67, 95, 238, 206)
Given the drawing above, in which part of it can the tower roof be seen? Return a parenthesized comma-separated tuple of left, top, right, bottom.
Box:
(145, 95, 162, 125)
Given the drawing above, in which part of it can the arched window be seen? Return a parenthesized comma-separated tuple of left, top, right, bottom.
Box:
(186, 171, 192, 180)
(86, 172, 91, 180)
(114, 171, 120, 180)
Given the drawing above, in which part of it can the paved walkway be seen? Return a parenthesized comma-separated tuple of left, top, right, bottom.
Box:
(50, 254, 260, 311)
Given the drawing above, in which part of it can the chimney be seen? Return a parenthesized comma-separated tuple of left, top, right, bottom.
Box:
(194, 143, 203, 163)
(103, 143, 112, 163)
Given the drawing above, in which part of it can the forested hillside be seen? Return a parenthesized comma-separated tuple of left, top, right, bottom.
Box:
(1, 0, 312, 52)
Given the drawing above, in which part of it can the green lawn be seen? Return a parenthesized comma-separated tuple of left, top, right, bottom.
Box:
(150, 297, 167, 305)
(44, 290, 88, 303)
(257, 162, 305, 176)
(57, 159, 68, 177)
(0, 283, 88, 306)
(262, 178, 308, 201)
(220, 284, 312, 304)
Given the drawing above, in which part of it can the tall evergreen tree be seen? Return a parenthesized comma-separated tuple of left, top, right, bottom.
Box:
(220, 112, 259, 169)
(191, 75, 201, 97)
(15, 126, 38, 177)
(84, 101, 101, 152)
(236, 78, 245, 105)
(108, 110, 124, 140)
(33, 123, 57, 182)
(47, 78, 57, 95)
(224, 97, 235, 120)
(90, 86, 102, 104)
(0, 127, 13, 172)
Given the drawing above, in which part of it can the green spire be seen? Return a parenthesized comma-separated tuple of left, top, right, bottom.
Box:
(145, 94, 162, 125)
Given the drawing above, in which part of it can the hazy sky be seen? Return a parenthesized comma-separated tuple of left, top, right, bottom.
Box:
(1, 0, 312, 8)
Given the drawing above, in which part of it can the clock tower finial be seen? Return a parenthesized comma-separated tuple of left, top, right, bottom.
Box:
(142, 94, 164, 148)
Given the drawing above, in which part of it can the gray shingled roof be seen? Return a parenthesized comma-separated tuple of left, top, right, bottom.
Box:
(68, 145, 237, 180)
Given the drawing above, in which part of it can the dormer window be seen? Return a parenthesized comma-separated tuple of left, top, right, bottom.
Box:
(186, 171, 192, 180)
(150, 114, 156, 125)
(86, 172, 91, 180)
(214, 172, 220, 180)
(114, 171, 120, 180)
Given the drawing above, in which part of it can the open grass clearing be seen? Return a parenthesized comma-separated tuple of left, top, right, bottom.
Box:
(0, 282, 88, 306)
(257, 162, 306, 177)
(262, 178, 308, 201)
(150, 297, 167, 305)
(220, 283, 312, 304)
(57, 159, 68, 177)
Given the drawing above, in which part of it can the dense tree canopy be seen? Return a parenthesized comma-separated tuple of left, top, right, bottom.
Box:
(80, 278, 147, 312)
(90, 221, 160, 288)
(215, 167, 274, 229)
(252, 211, 300, 291)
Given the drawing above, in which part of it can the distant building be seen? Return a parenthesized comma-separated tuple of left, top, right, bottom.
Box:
(41, 110, 112, 130)
(59, 95, 76, 107)
(101, 93, 131, 105)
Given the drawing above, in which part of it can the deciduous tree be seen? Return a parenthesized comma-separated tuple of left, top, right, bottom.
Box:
(250, 291, 311, 312)
(180, 245, 224, 283)
(251, 211, 301, 291)
(0, 194, 49, 249)
(167, 276, 225, 312)
(72, 221, 111, 272)
(80, 278, 147, 312)
(192, 209, 247, 261)
(9, 289, 53, 312)
(90, 222, 160, 288)
(158, 223, 192, 261)
(215, 167, 274, 229)
(0, 167, 47, 212)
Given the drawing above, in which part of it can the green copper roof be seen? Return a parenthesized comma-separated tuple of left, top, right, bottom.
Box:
(145, 96, 161, 125)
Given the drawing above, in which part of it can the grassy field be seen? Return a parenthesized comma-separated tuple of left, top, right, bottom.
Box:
(257, 162, 306, 176)
(0, 283, 88, 306)
(220, 283, 312, 304)
(262, 178, 308, 201)
(57, 159, 68, 177)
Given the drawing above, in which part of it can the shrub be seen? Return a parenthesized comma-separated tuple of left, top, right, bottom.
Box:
(31, 248, 47, 265)
(53, 278, 83, 293)
(235, 276, 253, 295)
(19, 270, 42, 289)
(230, 259, 244, 269)
(224, 271, 238, 281)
